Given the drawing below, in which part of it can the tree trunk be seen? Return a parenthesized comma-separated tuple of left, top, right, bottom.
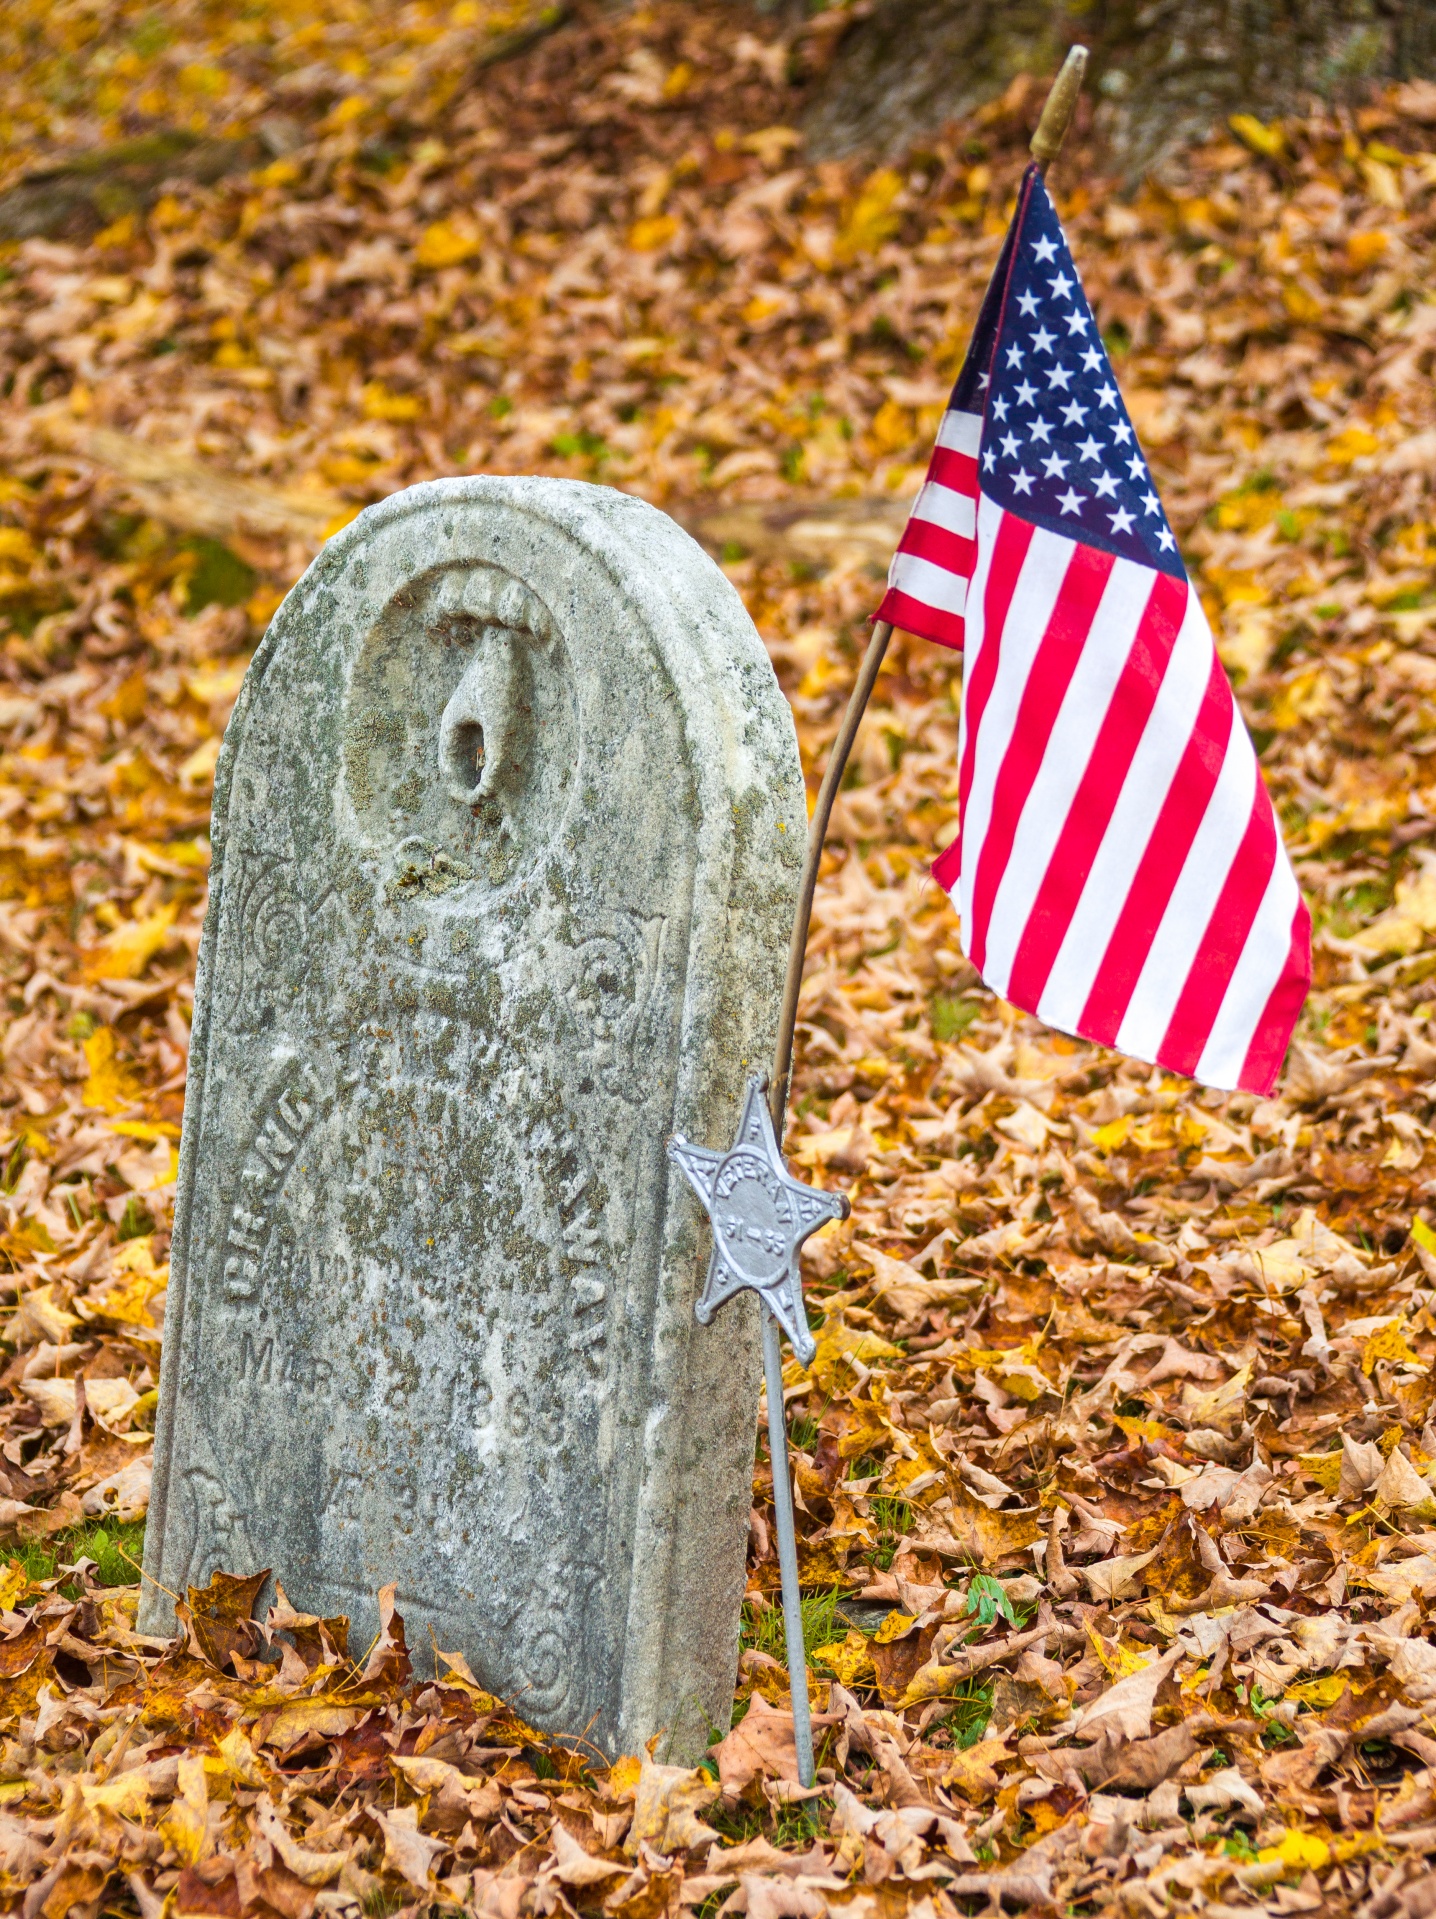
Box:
(799, 0, 1434, 170)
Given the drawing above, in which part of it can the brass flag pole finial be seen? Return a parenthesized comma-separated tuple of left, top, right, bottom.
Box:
(1029, 44, 1089, 174)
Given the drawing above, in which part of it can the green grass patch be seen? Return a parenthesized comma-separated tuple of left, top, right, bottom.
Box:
(181, 536, 256, 616)
(740, 1590, 842, 1667)
(931, 994, 981, 1044)
(937, 1675, 995, 1749)
(10, 1520, 146, 1594)
(868, 1495, 912, 1572)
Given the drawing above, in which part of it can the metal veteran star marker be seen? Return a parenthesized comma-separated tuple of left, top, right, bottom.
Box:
(669, 1074, 849, 1366)
(668, 1074, 849, 1790)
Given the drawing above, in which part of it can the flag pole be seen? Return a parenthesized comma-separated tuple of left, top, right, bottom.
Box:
(757, 44, 1089, 1781)
(768, 43, 1089, 1138)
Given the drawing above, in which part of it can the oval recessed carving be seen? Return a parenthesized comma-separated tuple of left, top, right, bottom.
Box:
(342, 561, 578, 894)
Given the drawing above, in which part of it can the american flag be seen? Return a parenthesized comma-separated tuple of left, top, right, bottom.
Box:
(876, 165, 1309, 1095)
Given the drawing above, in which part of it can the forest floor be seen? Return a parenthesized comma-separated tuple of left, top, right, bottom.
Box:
(2, 3, 1436, 1917)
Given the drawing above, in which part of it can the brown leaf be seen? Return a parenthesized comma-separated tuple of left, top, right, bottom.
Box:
(625, 1753, 720, 1856)
(359, 1581, 412, 1690)
(180, 1566, 270, 1673)
(1071, 1648, 1180, 1743)
(941, 1732, 1011, 1802)
(372, 1803, 447, 1891)
(711, 1693, 827, 1803)
(173, 1861, 244, 1919)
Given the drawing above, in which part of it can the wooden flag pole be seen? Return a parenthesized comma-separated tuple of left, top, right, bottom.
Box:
(757, 47, 1089, 1785)
(767, 41, 1089, 1143)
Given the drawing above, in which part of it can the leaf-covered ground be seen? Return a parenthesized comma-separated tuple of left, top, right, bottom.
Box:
(2, 4, 1436, 1917)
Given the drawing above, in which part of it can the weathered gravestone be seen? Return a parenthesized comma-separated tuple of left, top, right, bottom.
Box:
(139, 478, 806, 1759)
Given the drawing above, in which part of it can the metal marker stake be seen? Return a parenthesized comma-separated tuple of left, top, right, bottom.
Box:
(669, 1078, 844, 1792)
(762, 1309, 814, 1785)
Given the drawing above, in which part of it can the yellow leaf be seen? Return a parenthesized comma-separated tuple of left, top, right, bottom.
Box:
(215, 1726, 268, 1787)
(1268, 666, 1332, 731)
(1282, 282, 1324, 325)
(835, 168, 903, 262)
(0, 1561, 28, 1613)
(742, 293, 784, 326)
(1091, 1115, 1131, 1152)
(609, 1755, 642, 1800)
(812, 1631, 874, 1688)
(1087, 1625, 1155, 1680)
(661, 61, 692, 99)
(1258, 1830, 1331, 1871)
(1218, 609, 1276, 681)
(416, 219, 480, 269)
(184, 663, 247, 706)
(157, 1752, 208, 1865)
(1361, 157, 1403, 210)
(869, 399, 913, 452)
(82, 1770, 154, 1821)
(263, 1700, 365, 1750)
(361, 381, 422, 422)
(740, 126, 801, 166)
(1348, 229, 1389, 269)
(883, 1431, 947, 1496)
(626, 1753, 718, 1855)
(324, 93, 369, 130)
(1416, 1216, 1436, 1257)
(1286, 1674, 1348, 1709)
(873, 1610, 916, 1646)
(11, 1284, 80, 1347)
(321, 453, 381, 486)
(804, 1317, 901, 1389)
(1298, 1451, 1343, 1493)
(1328, 425, 1381, 466)
(963, 1340, 1042, 1372)
(836, 1410, 891, 1462)
(1230, 113, 1285, 158)
(629, 216, 678, 252)
(941, 1735, 1010, 1802)
(179, 61, 229, 96)
(78, 1250, 170, 1331)
(82, 902, 178, 982)
(179, 736, 222, 788)
(941, 1485, 1043, 1566)
(1363, 1316, 1421, 1375)
(82, 1028, 142, 1113)
(1114, 1415, 1174, 1444)
(1182, 1361, 1252, 1427)
(0, 528, 37, 567)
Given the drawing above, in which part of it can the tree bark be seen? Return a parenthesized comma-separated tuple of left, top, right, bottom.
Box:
(799, 0, 1434, 171)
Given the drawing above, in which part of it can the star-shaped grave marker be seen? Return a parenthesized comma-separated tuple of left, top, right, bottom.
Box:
(668, 1075, 849, 1365)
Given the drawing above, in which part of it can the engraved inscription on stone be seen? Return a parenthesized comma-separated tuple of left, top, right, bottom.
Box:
(141, 478, 805, 1761)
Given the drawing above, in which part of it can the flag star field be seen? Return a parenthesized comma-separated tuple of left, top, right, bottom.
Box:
(981, 189, 1182, 578)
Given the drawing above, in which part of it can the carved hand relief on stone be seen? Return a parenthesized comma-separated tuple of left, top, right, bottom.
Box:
(142, 479, 805, 1760)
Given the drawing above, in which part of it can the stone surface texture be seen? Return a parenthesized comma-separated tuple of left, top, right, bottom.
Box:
(140, 478, 805, 1761)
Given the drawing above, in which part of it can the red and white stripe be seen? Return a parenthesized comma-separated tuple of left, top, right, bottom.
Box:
(876, 409, 980, 652)
(886, 492, 1309, 1095)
